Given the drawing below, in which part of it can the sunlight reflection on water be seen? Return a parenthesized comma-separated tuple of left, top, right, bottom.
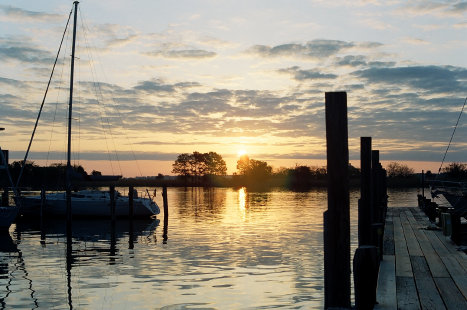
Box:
(0, 187, 419, 309)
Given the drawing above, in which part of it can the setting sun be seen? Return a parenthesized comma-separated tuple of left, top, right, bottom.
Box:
(237, 149, 247, 157)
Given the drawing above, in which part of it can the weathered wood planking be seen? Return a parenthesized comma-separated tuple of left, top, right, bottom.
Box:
(393, 216, 413, 277)
(376, 207, 467, 309)
(396, 276, 420, 310)
(400, 212, 423, 257)
(435, 277, 467, 310)
(375, 255, 396, 310)
(441, 256, 467, 300)
(411, 256, 446, 309)
(383, 212, 395, 256)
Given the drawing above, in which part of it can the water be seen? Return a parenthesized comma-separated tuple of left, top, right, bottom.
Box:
(0, 187, 419, 309)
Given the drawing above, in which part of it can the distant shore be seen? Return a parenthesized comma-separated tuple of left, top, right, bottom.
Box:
(111, 174, 423, 189)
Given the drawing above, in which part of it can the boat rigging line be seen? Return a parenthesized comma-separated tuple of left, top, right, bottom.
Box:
(437, 96, 467, 176)
(16, 5, 74, 188)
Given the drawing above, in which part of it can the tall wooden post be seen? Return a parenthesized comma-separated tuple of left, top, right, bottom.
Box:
(372, 150, 380, 223)
(162, 186, 168, 243)
(360, 137, 372, 246)
(421, 170, 425, 198)
(128, 186, 134, 249)
(324, 91, 350, 309)
(110, 185, 116, 220)
(1, 150, 9, 207)
(128, 186, 134, 219)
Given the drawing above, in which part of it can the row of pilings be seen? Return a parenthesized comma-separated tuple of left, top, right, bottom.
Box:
(324, 91, 388, 309)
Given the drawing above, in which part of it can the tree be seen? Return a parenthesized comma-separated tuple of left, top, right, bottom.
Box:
(236, 156, 272, 179)
(204, 151, 227, 175)
(236, 155, 250, 175)
(172, 151, 227, 177)
(442, 162, 467, 179)
(386, 162, 414, 178)
(172, 153, 192, 177)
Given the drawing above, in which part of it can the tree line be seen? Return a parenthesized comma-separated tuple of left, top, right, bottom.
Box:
(170, 151, 467, 188)
(0, 161, 104, 188)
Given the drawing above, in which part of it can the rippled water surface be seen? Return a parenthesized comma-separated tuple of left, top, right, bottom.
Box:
(0, 187, 418, 309)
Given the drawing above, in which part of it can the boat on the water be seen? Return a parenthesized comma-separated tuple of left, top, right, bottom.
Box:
(19, 189, 159, 218)
(0, 134, 20, 230)
(431, 180, 467, 214)
(15, 2, 160, 219)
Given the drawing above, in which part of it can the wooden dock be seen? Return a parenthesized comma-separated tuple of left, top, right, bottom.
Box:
(375, 207, 467, 309)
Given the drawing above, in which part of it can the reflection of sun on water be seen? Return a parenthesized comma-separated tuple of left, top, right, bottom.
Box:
(238, 187, 247, 219)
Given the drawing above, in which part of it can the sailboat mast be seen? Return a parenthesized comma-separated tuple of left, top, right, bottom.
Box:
(66, 1, 79, 220)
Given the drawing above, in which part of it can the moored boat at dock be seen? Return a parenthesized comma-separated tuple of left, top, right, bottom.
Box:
(18, 189, 160, 218)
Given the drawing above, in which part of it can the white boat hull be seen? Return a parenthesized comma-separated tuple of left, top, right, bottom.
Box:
(18, 191, 160, 218)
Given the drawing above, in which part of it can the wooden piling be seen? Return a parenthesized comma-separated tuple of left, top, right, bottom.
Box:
(324, 91, 351, 309)
(40, 187, 46, 220)
(162, 186, 168, 243)
(1, 150, 9, 207)
(110, 185, 116, 220)
(128, 186, 134, 219)
(421, 170, 425, 198)
(353, 245, 378, 309)
(360, 137, 372, 246)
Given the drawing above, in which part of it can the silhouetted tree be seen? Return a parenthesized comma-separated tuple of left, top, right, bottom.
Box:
(386, 162, 414, 178)
(172, 151, 227, 178)
(236, 156, 272, 180)
(236, 155, 250, 175)
(172, 153, 192, 177)
(5, 161, 87, 188)
(348, 163, 360, 178)
(204, 151, 227, 175)
(442, 162, 467, 179)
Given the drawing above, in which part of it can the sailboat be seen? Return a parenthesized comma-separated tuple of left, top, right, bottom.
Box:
(0, 140, 20, 230)
(17, 2, 160, 218)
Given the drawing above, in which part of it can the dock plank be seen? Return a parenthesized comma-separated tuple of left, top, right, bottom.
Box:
(410, 214, 451, 278)
(396, 276, 420, 310)
(441, 256, 467, 300)
(376, 207, 467, 309)
(434, 277, 467, 310)
(375, 255, 396, 310)
(383, 216, 394, 256)
(393, 216, 413, 277)
(401, 213, 423, 257)
(411, 256, 446, 309)
(425, 230, 451, 257)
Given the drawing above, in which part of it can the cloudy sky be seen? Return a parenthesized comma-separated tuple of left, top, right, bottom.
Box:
(0, 0, 466, 176)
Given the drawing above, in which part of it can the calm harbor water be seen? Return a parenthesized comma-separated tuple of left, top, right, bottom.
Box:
(0, 187, 419, 309)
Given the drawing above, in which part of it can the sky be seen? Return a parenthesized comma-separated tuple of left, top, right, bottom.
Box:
(0, 0, 466, 177)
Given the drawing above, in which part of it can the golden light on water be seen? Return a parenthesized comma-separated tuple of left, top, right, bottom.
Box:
(238, 187, 247, 219)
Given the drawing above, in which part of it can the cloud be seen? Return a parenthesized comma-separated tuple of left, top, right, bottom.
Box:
(146, 49, 217, 59)
(336, 55, 368, 67)
(353, 65, 467, 93)
(0, 44, 54, 64)
(279, 66, 337, 81)
(133, 79, 176, 93)
(402, 37, 430, 45)
(451, 1, 467, 13)
(0, 5, 64, 23)
(247, 39, 355, 59)
(398, 1, 467, 17)
(8, 151, 178, 161)
(454, 22, 467, 28)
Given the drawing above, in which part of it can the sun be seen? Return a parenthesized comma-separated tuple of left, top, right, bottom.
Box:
(237, 149, 247, 157)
